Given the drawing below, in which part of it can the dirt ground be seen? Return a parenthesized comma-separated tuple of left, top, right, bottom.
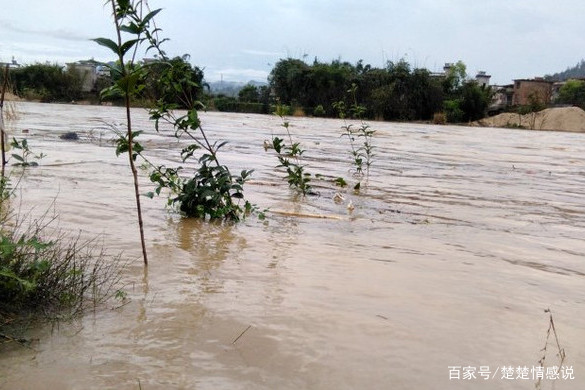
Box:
(473, 106, 585, 132)
(2, 92, 22, 101)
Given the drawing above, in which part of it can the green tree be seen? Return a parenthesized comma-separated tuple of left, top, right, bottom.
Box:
(408, 68, 444, 120)
(238, 84, 260, 102)
(369, 59, 413, 120)
(11, 63, 83, 102)
(459, 81, 492, 121)
(307, 60, 357, 114)
(268, 58, 310, 105)
(556, 79, 585, 109)
(144, 55, 206, 108)
(443, 99, 464, 123)
(357, 68, 392, 118)
(442, 60, 467, 96)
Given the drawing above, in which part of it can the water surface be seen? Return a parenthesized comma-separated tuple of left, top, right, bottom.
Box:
(1, 102, 584, 389)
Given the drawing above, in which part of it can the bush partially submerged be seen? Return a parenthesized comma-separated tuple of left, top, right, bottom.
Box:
(0, 209, 124, 333)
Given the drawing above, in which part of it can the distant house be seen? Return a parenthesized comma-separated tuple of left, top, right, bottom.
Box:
(488, 84, 514, 114)
(0, 56, 21, 69)
(67, 59, 100, 93)
(475, 71, 491, 88)
(551, 81, 566, 102)
(512, 78, 553, 106)
(431, 63, 492, 86)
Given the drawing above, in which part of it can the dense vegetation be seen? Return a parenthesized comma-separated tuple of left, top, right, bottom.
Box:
(9, 56, 585, 123)
(5, 56, 493, 123)
(555, 79, 585, 109)
(8, 63, 86, 102)
(228, 57, 491, 122)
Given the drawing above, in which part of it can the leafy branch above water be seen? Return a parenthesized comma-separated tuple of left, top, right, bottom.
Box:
(10, 138, 45, 167)
(268, 104, 313, 196)
(334, 83, 375, 189)
(147, 102, 255, 221)
(96, 0, 255, 225)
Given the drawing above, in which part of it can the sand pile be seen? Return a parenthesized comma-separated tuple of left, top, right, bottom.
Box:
(474, 106, 585, 133)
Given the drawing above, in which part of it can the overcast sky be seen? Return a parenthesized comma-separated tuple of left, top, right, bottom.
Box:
(1, 0, 584, 84)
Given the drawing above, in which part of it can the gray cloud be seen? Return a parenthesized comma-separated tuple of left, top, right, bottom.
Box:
(0, 19, 91, 41)
(2, 0, 585, 83)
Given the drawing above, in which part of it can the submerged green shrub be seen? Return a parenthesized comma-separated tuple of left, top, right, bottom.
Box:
(0, 214, 123, 327)
(97, 0, 256, 225)
(335, 84, 375, 188)
(268, 104, 313, 196)
(175, 162, 253, 220)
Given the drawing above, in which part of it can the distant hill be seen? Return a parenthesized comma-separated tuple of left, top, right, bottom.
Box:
(206, 80, 268, 97)
(545, 60, 585, 81)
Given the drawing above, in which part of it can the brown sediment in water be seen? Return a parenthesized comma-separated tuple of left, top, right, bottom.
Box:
(0, 102, 584, 389)
(474, 106, 585, 132)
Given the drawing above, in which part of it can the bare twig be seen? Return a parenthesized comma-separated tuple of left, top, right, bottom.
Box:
(536, 308, 566, 389)
(232, 325, 252, 345)
(1, 64, 9, 168)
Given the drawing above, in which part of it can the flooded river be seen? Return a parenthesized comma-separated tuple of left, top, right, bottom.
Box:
(1, 102, 584, 389)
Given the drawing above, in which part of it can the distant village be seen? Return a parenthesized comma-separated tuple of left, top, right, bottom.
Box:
(0, 56, 579, 117)
(434, 63, 572, 116)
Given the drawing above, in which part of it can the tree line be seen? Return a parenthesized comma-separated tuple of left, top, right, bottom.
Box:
(7, 63, 87, 102)
(264, 58, 492, 122)
(5, 56, 585, 120)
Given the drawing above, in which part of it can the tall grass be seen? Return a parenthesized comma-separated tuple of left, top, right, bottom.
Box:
(0, 196, 124, 339)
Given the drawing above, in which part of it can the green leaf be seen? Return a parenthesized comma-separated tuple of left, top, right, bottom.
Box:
(120, 39, 140, 56)
(119, 22, 141, 35)
(27, 237, 53, 251)
(117, 0, 131, 10)
(93, 38, 119, 55)
(116, 72, 141, 94)
(240, 169, 254, 179)
(11, 154, 24, 162)
(334, 177, 347, 187)
(214, 140, 228, 151)
(33, 259, 51, 273)
(0, 269, 36, 291)
(10, 138, 21, 149)
(142, 8, 162, 26)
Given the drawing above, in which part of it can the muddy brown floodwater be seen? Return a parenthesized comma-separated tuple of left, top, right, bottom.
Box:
(1, 102, 584, 389)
